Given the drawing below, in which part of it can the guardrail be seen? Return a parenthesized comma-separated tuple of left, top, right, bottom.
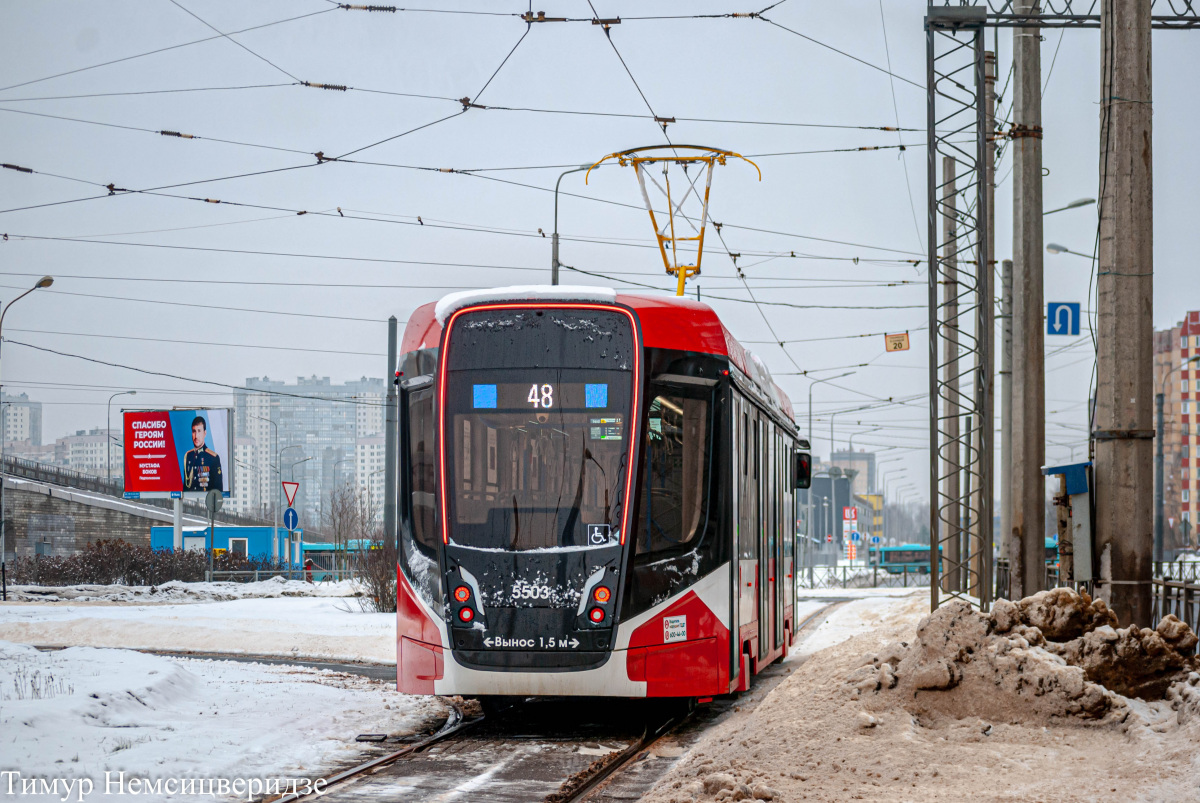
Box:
(2, 454, 272, 527)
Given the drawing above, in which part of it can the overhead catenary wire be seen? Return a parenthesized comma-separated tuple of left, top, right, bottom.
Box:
(0, 281, 386, 324)
(743, 326, 927, 345)
(0, 106, 313, 155)
(330, 8, 534, 160)
(0, 8, 335, 94)
(166, 0, 302, 83)
(3, 160, 927, 263)
(758, 15, 922, 90)
(3, 340, 386, 407)
(5, 327, 386, 357)
(2, 139, 926, 259)
(877, 0, 923, 250)
(0, 74, 921, 133)
(0, 84, 296, 103)
(0, 268, 920, 292)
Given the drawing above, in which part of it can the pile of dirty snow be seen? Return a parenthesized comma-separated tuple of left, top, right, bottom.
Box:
(6, 575, 361, 603)
(0, 641, 443, 801)
(642, 591, 1200, 802)
(851, 588, 1198, 724)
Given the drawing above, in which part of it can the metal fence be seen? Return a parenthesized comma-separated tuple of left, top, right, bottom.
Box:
(1153, 562, 1200, 631)
(208, 568, 358, 584)
(797, 564, 932, 590)
(991, 558, 1059, 602)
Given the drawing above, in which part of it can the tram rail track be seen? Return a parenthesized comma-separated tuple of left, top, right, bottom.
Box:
(266, 701, 476, 803)
(257, 599, 842, 803)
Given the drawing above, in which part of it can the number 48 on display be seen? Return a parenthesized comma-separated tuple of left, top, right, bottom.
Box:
(527, 384, 554, 408)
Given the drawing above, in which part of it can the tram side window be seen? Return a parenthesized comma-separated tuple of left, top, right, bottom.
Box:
(738, 408, 757, 560)
(407, 386, 439, 554)
(636, 393, 711, 555)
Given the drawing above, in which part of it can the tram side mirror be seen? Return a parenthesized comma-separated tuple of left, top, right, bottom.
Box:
(793, 451, 812, 490)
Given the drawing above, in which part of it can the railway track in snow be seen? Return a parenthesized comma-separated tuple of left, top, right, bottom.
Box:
(257, 600, 842, 803)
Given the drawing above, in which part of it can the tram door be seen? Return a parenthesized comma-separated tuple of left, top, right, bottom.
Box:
(734, 397, 755, 640)
(774, 431, 786, 649)
(758, 416, 774, 662)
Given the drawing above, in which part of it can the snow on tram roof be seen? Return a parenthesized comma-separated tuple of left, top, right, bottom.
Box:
(434, 285, 617, 324)
(408, 286, 795, 424)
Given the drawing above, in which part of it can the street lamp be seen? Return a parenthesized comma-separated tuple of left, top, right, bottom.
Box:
(250, 414, 281, 563)
(288, 455, 312, 486)
(1044, 197, 1096, 216)
(552, 163, 600, 285)
(333, 457, 353, 488)
(107, 391, 136, 483)
(367, 466, 386, 524)
(805, 370, 856, 567)
(847, 426, 881, 457)
(0, 275, 53, 602)
(1156, 353, 1200, 562)
(1045, 243, 1093, 259)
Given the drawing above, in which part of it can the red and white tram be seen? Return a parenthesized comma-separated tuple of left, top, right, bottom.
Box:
(396, 286, 811, 699)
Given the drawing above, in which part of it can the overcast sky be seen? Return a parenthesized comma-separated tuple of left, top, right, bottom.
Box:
(1, 1, 1197, 502)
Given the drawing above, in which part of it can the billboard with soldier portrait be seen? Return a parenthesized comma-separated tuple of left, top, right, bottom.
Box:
(123, 408, 233, 499)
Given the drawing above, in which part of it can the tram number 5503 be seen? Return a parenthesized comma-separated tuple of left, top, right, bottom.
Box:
(527, 383, 554, 408)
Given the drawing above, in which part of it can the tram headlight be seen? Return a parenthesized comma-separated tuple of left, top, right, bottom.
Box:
(593, 586, 611, 603)
(454, 586, 471, 603)
(589, 607, 606, 623)
(458, 606, 475, 623)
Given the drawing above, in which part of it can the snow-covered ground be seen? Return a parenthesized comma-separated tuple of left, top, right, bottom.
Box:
(0, 596, 396, 663)
(0, 641, 444, 802)
(788, 590, 925, 661)
(6, 576, 360, 604)
(797, 586, 922, 599)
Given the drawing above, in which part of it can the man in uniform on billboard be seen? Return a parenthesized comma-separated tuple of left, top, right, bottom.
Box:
(183, 415, 223, 492)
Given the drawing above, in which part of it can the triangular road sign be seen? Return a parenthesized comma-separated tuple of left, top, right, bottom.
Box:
(282, 481, 299, 507)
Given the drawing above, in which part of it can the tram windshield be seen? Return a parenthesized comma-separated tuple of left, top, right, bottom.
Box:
(443, 307, 636, 551)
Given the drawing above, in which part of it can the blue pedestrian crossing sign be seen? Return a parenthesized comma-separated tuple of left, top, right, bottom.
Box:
(1047, 302, 1081, 336)
(283, 507, 299, 531)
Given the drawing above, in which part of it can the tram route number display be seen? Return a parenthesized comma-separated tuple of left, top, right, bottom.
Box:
(472, 382, 611, 410)
(483, 635, 582, 649)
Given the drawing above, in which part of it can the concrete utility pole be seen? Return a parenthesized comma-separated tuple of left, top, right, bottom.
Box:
(977, 49, 997, 597)
(384, 316, 398, 548)
(942, 155, 961, 594)
(1011, 0, 1046, 600)
(1095, 0, 1154, 626)
(1000, 258, 1013, 564)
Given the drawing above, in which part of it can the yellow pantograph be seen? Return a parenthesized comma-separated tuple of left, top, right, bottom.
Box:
(586, 145, 761, 296)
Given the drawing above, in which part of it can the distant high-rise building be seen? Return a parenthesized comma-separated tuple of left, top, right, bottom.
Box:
(831, 449, 876, 496)
(2, 392, 43, 445)
(234, 376, 386, 525)
(55, 428, 120, 479)
(229, 436, 260, 517)
(356, 435, 386, 523)
(1155, 310, 1200, 551)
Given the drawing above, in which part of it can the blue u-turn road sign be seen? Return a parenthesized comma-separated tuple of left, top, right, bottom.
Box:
(1047, 302, 1081, 335)
(283, 507, 299, 531)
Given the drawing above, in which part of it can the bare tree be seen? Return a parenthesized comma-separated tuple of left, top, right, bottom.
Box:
(324, 482, 362, 574)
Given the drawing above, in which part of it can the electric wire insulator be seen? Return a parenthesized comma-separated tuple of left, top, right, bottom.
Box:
(2, 163, 33, 173)
(302, 82, 348, 92)
(159, 130, 196, 139)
